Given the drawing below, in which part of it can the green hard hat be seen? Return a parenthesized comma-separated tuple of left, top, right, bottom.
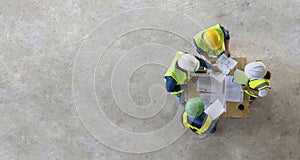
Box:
(185, 98, 205, 118)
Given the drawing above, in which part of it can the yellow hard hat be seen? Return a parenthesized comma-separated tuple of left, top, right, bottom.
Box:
(203, 29, 222, 50)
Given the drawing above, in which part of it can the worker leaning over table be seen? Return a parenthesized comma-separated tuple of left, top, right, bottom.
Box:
(181, 98, 218, 137)
(242, 62, 272, 101)
(164, 51, 220, 105)
(193, 24, 231, 58)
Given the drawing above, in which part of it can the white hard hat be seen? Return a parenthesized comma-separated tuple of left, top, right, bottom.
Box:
(245, 62, 267, 79)
(177, 54, 200, 72)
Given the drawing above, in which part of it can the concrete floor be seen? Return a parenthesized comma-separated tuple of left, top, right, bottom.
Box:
(1, 0, 300, 159)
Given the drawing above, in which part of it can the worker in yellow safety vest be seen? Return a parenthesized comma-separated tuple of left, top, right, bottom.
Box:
(193, 24, 231, 58)
(181, 98, 218, 136)
(242, 62, 272, 101)
(164, 51, 219, 105)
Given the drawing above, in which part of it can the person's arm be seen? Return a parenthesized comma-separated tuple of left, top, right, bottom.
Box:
(258, 88, 270, 97)
(194, 56, 211, 68)
(224, 39, 230, 57)
(220, 25, 231, 57)
(202, 52, 218, 64)
(165, 76, 181, 92)
(194, 56, 220, 72)
(242, 86, 259, 96)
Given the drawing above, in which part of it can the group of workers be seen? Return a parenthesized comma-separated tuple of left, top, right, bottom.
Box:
(164, 24, 272, 136)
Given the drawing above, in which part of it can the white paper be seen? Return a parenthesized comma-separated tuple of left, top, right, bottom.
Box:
(233, 69, 249, 85)
(197, 74, 223, 93)
(209, 54, 238, 82)
(200, 93, 226, 110)
(225, 76, 244, 102)
(215, 54, 238, 74)
(207, 70, 226, 83)
(204, 99, 226, 120)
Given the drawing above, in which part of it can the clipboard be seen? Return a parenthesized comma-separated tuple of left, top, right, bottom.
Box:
(233, 69, 249, 85)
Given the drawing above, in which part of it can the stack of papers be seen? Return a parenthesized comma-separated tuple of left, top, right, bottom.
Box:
(209, 54, 238, 82)
(204, 99, 226, 120)
(225, 76, 244, 102)
(197, 74, 223, 93)
(200, 93, 226, 109)
(208, 71, 226, 83)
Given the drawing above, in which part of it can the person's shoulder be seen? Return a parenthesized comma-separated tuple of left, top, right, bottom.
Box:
(218, 24, 226, 29)
(191, 113, 207, 125)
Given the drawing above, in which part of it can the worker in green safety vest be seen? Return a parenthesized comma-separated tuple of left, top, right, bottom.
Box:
(164, 51, 220, 105)
(193, 24, 231, 59)
(242, 62, 272, 101)
(180, 98, 218, 137)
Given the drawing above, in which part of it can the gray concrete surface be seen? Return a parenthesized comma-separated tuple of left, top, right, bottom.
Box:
(1, 0, 300, 159)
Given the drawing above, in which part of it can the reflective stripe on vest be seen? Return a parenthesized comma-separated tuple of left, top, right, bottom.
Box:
(244, 79, 271, 98)
(182, 111, 212, 134)
(164, 51, 189, 95)
(193, 24, 225, 57)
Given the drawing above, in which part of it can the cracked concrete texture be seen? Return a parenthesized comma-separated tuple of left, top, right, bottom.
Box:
(0, 0, 300, 159)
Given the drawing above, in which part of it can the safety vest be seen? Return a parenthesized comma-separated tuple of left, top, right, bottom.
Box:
(193, 24, 225, 57)
(164, 51, 189, 95)
(182, 111, 212, 134)
(244, 79, 271, 98)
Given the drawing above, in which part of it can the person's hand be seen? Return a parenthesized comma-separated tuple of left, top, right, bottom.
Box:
(208, 58, 217, 64)
(225, 50, 231, 57)
(211, 66, 220, 72)
(242, 85, 248, 90)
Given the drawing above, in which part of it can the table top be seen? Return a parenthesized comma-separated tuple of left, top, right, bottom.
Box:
(186, 57, 250, 118)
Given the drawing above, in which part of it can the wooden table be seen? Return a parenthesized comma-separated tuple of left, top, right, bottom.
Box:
(186, 57, 250, 118)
